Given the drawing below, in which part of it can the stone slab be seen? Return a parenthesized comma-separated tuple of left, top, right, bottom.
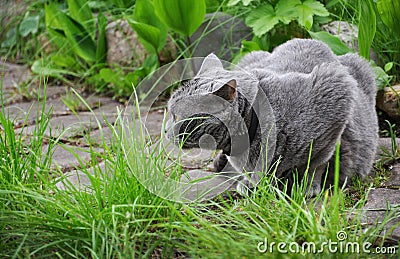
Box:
(44, 144, 102, 172)
(4, 94, 119, 127)
(143, 110, 165, 136)
(0, 62, 30, 90)
(376, 138, 400, 161)
(381, 164, 400, 189)
(152, 139, 215, 170)
(15, 102, 121, 139)
(362, 188, 400, 241)
(4, 99, 70, 127)
(55, 161, 109, 192)
(179, 170, 239, 202)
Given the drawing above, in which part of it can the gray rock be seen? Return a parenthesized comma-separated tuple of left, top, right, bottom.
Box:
(322, 21, 358, 50)
(190, 12, 252, 61)
(321, 21, 379, 64)
(179, 169, 239, 202)
(106, 19, 148, 66)
(381, 164, 400, 189)
(376, 85, 400, 121)
(105, 19, 176, 66)
(362, 188, 400, 241)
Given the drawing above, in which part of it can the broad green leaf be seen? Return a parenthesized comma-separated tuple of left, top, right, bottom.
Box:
(57, 12, 97, 63)
(245, 4, 280, 37)
(377, 0, 400, 34)
(130, 0, 167, 52)
(19, 14, 40, 37)
(127, 19, 162, 53)
(45, 3, 64, 30)
(296, 0, 329, 30)
(154, 0, 206, 37)
(68, 0, 95, 35)
(308, 31, 352, 55)
(51, 54, 77, 68)
(358, 0, 376, 60)
(96, 12, 107, 64)
(45, 4, 71, 50)
(296, 5, 314, 29)
(302, 0, 329, 17)
(275, 0, 301, 24)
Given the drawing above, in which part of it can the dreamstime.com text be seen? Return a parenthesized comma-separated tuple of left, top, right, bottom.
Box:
(257, 231, 398, 254)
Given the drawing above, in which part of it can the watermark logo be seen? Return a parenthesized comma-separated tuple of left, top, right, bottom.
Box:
(257, 231, 397, 254)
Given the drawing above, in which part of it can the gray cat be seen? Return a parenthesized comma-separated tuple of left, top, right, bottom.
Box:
(166, 38, 378, 196)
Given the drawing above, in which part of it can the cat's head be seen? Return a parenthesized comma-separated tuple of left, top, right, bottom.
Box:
(165, 54, 239, 150)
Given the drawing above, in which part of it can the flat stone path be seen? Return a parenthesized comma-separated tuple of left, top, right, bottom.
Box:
(2, 62, 399, 242)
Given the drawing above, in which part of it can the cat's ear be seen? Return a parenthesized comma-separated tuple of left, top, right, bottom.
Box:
(197, 53, 224, 75)
(212, 79, 236, 101)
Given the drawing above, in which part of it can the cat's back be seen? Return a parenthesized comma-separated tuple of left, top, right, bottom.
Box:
(237, 39, 337, 74)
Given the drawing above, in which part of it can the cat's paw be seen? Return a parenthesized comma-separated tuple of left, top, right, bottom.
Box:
(213, 153, 228, 172)
(306, 181, 322, 198)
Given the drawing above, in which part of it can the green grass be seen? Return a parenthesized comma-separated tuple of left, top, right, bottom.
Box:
(1, 79, 399, 258)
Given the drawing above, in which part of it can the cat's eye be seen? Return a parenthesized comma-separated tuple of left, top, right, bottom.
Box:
(173, 114, 179, 122)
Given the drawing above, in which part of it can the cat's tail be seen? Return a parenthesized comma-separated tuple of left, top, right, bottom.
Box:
(338, 53, 376, 104)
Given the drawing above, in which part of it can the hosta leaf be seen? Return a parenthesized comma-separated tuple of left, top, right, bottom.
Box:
(45, 3, 64, 30)
(245, 4, 280, 37)
(68, 0, 95, 35)
(131, 0, 167, 52)
(57, 12, 96, 62)
(154, 0, 206, 37)
(96, 12, 107, 64)
(127, 18, 162, 53)
(45, 3, 96, 62)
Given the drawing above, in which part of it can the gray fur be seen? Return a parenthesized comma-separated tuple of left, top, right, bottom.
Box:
(166, 38, 378, 196)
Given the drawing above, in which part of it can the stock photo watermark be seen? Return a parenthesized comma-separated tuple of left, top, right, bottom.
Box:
(257, 231, 398, 255)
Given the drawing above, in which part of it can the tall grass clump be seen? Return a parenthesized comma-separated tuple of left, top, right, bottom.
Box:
(1, 79, 398, 257)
